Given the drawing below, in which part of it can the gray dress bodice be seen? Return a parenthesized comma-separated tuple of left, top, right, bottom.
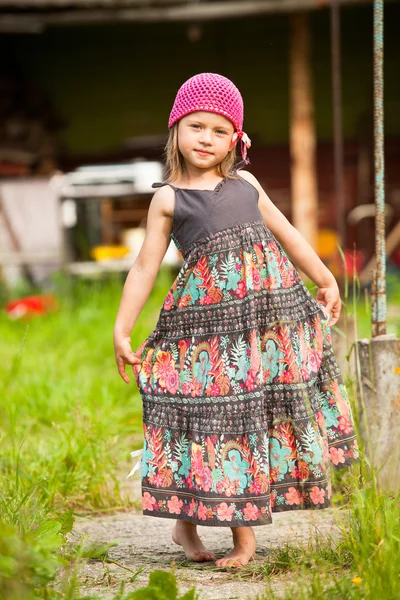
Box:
(152, 172, 262, 252)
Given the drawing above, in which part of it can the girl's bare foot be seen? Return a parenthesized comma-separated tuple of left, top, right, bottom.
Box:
(172, 520, 215, 562)
(215, 526, 256, 568)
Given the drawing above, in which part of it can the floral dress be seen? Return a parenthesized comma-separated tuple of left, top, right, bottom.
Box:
(131, 171, 360, 527)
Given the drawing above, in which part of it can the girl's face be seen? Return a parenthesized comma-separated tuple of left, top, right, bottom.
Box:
(177, 111, 236, 171)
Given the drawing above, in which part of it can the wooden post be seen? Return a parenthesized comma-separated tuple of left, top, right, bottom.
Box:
(331, 0, 346, 248)
(356, 334, 400, 493)
(0, 191, 34, 284)
(101, 198, 114, 245)
(289, 12, 318, 249)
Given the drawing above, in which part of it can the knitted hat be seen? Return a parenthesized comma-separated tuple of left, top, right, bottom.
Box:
(168, 72, 251, 164)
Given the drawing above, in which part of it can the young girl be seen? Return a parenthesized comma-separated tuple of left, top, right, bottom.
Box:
(114, 72, 360, 568)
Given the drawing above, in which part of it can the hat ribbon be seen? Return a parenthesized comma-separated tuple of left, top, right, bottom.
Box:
(232, 130, 252, 165)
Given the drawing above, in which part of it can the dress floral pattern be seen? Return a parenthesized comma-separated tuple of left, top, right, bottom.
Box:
(132, 192, 359, 527)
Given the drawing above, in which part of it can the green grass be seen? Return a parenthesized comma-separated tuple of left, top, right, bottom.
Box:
(0, 268, 399, 599)
(0, 270, 173, 599)
(1, 271, 175, 516)
(252, 475, 400, 600)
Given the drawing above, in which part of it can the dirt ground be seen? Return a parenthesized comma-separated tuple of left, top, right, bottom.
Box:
(68, 475, 349, 600)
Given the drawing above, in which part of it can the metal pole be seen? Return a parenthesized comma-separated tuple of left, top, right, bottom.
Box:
(372, 0, 386, 335)
(331, 0, 346, 249)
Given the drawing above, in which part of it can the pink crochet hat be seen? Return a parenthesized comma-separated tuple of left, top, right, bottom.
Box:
(168, 72, 251, 164)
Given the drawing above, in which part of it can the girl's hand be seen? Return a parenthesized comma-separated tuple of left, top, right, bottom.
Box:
(114, 334, 140, 384)
(316, 281, 341, 326)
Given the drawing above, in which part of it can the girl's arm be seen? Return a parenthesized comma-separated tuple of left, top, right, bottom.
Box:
(114, 185, 175, 382)
(237, 170, 341, 325)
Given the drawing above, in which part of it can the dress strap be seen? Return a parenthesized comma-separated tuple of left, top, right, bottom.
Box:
(152, 182, 177, 190)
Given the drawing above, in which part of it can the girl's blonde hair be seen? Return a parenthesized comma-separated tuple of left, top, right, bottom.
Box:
(164, 123, 238, 184)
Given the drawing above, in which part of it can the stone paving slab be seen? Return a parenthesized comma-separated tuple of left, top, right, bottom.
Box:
(69, 500, 347, 600)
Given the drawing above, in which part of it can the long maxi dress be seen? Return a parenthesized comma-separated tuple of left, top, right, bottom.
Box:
(131, 171, 360, 527)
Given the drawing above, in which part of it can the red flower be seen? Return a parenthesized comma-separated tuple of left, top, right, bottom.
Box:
(252, 268, 261, 290)
(190, 378, 203, 397)
(234, 281, 246, 299)
(280, 370, 294, 384)
(338, 416, 353, 435)
(178, 294, 192, 308)
(152, 473, 164, 488)
(285, 487, 302, 506)
(217, 502, 235, 522)
(216, 481, 225, 494)
(154, 351, 175, 388)
(220, 476, 239, 497)
(163, 291, 174, 311)
(167, 495, 183, 514)
(200, 467, 213, 492)
(141, 349, 154, 379)
(329, 446, 345, 465)
(198, 502, 208, 520)
(309, 486, 326, 505)
(243, 502, 259, 521)
(250, 479, 262, 495)
(308, 348, 322, 373)
(182, 382, 191, 395)
(5, 294, 58, 319)
(283, 270, 295, 288)
(166, 369, 180, 394)
(142, 492, 157, 511)
(300, 365, 309, 381)
(244, 374, 256, 391)
(209, 382, 221, 397)
(200, 295, 214, 305)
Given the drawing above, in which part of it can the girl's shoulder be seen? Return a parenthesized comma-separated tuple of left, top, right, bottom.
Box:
(150, 181, 175, 220)
(235, 168, 261, 189)
(234, 168, 262, 197)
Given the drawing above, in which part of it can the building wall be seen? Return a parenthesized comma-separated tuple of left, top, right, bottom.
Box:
(1, 3, 399, 155)
(1, 3, 399, 263)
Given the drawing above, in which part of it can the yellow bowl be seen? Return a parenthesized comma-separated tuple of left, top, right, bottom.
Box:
(91, 245, 131, 261)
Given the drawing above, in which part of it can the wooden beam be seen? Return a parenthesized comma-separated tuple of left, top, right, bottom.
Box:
(0, 0, 374, 31)
(100, 198, 114, 244)
(289, 12, 319, 249)
(0, 251, 63, 265)
(58, 183, 137, 199)
(0, 192, 36, 281)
